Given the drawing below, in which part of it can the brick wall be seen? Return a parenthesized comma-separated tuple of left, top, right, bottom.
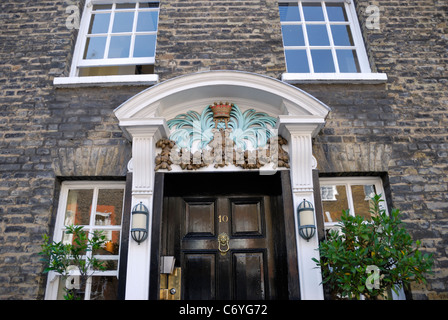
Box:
(0, 0, 446, 299)
(155, 0, 286, 80)
(0, 0, 136, 299)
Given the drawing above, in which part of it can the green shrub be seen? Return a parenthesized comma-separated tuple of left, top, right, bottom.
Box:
(313, 194, 434, 300)
(39, 225, 107, 300)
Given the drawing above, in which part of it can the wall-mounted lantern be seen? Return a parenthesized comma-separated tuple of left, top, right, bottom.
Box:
(297, 199, 316, 242)
(131, 202, 149, 245)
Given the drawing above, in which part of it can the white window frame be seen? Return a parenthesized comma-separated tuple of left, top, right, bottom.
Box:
(279, 0, 387, 83)
(319, 176, 388, 230)
(44, 181, 126, 300)
(54, 0, 159, 87)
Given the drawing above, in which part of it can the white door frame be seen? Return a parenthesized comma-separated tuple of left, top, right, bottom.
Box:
(114, 70, 330, 300)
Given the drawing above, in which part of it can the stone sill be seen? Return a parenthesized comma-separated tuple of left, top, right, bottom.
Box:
(53, 74, 159, 88)
(281, 72, 388, 84)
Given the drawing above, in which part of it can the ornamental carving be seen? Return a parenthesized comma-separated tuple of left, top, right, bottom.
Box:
(154, 103, 290, 171)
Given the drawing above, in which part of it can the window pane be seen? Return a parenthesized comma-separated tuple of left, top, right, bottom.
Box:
(79, 65, 137, 76)
(94, 230, 121, 255)
(92, 4, 112, 11)
(57, 277, 87, 300)
(116, 3, 135, 9)
(65, 189, 93, 225)
(285, 49, 309, 73)
(311, 49, 335, 72)
(61, 230, 88, 254)
(137, 11, 159, 32)
(331, 25, 354, 46)
(307, 25, 330, 46)
(302, 3, 324, 21)
(84, 37, 107, 59)
(134, 34, 156, 57)
(108, 36, 131, 58)
(90, 276, 119, 300)
(112, 12, 134, 33)
(351, 185, 377, 219)
(88, 13, 110, 34)
(139, 2, 160, 8)
(326, 3, 348, 21)
(282, 25, 305, 46)
(321, 185, 348, 223)
(279, 3, 300, 21)
(95, 189, 124, 226)
(336, 49, 360, 72)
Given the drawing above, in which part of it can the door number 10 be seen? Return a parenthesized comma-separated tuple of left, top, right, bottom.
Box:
(218, 215, 229, 223)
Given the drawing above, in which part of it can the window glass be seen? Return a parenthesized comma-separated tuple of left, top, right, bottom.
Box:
(134, 34, 157, 57)
(112, 12, 134, 33)
(95, 230, 121, 255)
(320, 178, 387, 227)
(116, 3, 135, 9)
(64, 189, 93, 225)
(90, 276, 119, 300)
(351, 184, 377, 219)
(331, 25, 354, 46)
(336, 49, 360, 72)
(321, 185, 348, 223)
(302, 3, 325, 21)
(280, 1, 367, 75)
(307, 25, 330, 46)
(92, 4, 112, 11)
(79, 65, 136, 76)
(140, 2, 160, 8)
(285, 50, 309, 73)
(84, 37, 107, 59)
(279, 3, 300, 21)
(88, 13, 110, 34)
(73, 1, 160, 77)
(95, 189, 124, 226)
(47, 182, 125, 300)
(326, 3, 348, 21)
(108, 36, 131, 58)
(137, 11, 159, 32)
(282, 25, 305, 46)
(311, 49, 335, 72)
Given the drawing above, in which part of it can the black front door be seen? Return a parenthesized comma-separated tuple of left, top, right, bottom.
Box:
(155, 171, 299, 300)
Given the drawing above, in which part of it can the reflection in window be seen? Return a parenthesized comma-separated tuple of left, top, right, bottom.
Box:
(48, 182, 126, 300)
(321, 185, 348, 223)
(320, 178, 387, 229)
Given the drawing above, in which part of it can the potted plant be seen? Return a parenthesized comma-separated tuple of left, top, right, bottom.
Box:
(39, 225, 107, 300)
(313, 194, 434, 300)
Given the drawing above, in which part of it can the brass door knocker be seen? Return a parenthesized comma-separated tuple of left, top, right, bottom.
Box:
(218, 233, 230, 255)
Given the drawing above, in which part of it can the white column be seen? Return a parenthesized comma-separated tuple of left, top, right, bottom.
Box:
(278, 116, 325, 300)
(120, 121, 168, 300)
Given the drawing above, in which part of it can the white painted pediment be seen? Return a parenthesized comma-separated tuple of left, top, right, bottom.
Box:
(114, 71, 330, 134)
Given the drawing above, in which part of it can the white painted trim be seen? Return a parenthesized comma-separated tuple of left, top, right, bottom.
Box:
(114, 70, 331, 122)
(282, 72, 388, 84)
(53, 74, 159, 88)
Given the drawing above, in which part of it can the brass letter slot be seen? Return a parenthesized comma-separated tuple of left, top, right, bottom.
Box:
(160, 267, 181, 300)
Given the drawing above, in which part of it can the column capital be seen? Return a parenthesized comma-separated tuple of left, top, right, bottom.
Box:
(276, 115, 326, 139)
(119, 118, 170, 141)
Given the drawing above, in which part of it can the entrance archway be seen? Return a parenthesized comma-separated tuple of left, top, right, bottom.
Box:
(114, 71, 330, 300)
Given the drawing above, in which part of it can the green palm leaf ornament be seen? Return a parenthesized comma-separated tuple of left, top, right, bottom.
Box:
(167, 104, 277, 150)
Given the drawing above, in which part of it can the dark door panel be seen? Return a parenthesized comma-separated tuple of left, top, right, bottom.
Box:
(156, 171, 300, 300)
